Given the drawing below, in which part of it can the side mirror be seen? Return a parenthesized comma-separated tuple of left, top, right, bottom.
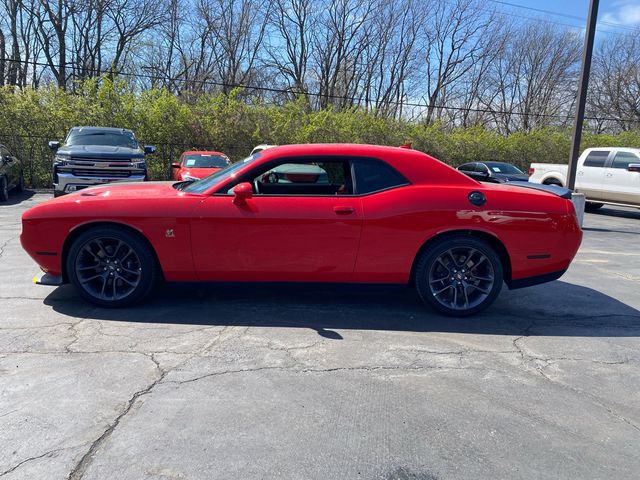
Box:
(628, 163, 640, 172)
(144, 145, 156, 154)
(171, 162, 181, 169)
(232, 182, 253, 205)
(48, 141, 60, 151)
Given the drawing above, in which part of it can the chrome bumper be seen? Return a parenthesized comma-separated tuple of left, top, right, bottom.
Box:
(54, 172, 147, 194)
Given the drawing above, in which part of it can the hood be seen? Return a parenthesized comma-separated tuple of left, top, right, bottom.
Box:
(57, 145, 145, 159)
(181, 167, 222, 179)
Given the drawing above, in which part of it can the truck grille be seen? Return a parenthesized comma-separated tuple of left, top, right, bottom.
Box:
(69, 157, 132, 164)
(71, 169, 133, 178)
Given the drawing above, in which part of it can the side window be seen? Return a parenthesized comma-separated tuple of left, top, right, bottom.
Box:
(583, 150, 609, 167)
(458, 163, 474, 172)
(353, 158, 409, 195)
(252, 160, 352, 195)
(611, 152, 639, 169)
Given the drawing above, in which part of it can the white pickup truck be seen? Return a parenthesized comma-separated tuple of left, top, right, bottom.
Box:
(529, 147, 640, 210)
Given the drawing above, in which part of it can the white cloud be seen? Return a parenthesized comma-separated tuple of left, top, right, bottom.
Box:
(602, 1, 640, 26)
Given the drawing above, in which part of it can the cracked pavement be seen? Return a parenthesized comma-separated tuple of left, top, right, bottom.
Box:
(1, 192, 640, 480)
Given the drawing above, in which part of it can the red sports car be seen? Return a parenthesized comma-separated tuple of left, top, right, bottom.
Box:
(21, 144, 582, 316)
(171, 150, 230, 181)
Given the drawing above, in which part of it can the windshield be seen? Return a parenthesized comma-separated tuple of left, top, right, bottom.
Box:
(486, 163, 524, 175)
(65, 131, 139, 149)
(183, 154, 230, 168)
(182, 154, 261, 193)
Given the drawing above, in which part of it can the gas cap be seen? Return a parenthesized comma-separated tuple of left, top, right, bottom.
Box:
(468, 191, 486, 206)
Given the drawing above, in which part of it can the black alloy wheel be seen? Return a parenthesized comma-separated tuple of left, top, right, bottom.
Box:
(415, 235, 503, 316)
(67, 226, 159, 307)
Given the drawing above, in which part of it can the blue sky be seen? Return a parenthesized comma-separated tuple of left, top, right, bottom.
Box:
(494, 0, 640, 38)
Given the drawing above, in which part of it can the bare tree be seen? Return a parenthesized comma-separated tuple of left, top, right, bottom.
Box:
(590, 32, 640, 132)
(418, 0, 495, 124)
(267, 0, 315, 97)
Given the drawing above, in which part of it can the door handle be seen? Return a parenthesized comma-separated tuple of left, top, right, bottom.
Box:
(333, 206, 355, 215)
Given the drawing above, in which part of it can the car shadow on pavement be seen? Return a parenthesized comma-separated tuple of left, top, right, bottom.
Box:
(44, 280, 640, 339)
(587, 207, 640, 221)
(0, 189, 36, 206)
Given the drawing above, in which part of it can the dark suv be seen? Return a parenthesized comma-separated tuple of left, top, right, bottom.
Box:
(0, 144, 24, 201)
(49, 127, 155, 196)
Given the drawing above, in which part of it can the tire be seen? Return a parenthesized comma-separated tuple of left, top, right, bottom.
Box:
(414, 235, 504, 317)
(585, 202, 604, 211)
(543, 179, 563, 187)
(53, 189, 64, 197)
(0, 176, 8, 202)
(15, 171, 24, 192)
(66, 226, 160, 307)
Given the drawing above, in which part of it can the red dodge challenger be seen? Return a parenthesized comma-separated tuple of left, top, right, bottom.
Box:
(21, 144, 582, 316)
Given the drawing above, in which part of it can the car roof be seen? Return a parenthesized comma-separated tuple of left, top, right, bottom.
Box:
(70, 126, 135, 134)
(256, 143, 478, 186)
(585, 147, 640, 153)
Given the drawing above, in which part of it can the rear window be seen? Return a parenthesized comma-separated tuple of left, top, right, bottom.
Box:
(583, 150, 609, 167)
(353, 158, 409, 194)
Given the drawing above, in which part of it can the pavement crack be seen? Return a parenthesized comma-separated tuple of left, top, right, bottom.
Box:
(0, 445, 81, 477)
(66, 357, 166, 480)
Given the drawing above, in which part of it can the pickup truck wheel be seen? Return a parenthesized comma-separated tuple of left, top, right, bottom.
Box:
(0, 176, 8, 201)
(585, 202, 603, 211)
(543, 179, 563, 187)
(414, 236, 503, 317)
(67, 226, 159, 307)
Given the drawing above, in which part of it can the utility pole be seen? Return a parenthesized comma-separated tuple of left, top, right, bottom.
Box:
(567, 0, 599, 190)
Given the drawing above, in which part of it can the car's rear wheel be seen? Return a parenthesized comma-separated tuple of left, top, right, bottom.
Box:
(67, 226, 159, 307)
(0, 176, 8, 201)
(414, 235, 503, 316)
(585, 202, 603, 211)
(15, 171, 24, 192)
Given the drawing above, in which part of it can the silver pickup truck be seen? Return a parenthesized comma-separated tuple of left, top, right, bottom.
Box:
(49, 126, 155, 197)
(529, 147, 640, 210)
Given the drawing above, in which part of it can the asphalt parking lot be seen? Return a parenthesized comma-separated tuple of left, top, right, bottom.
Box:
(1, 191, 639, 480)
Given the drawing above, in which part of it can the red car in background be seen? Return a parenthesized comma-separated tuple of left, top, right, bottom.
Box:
(21, 144, 582, 316)
(171, 151, 230, 181)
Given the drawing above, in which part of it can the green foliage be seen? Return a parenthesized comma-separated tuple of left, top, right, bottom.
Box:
(1, 78, 640, 188)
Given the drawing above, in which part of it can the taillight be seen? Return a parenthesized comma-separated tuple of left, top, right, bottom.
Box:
(529, 167, 535, 177)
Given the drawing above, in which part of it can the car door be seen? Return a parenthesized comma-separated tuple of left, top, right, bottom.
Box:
(601, 150, 640, 206)
(576, 150, 609, 200)
(190, 157, 363, 282)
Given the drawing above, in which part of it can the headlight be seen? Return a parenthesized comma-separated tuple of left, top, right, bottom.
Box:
(132, 160, 146, 169)
(54, 154, 70, 165)
(182, 175, 200, 182)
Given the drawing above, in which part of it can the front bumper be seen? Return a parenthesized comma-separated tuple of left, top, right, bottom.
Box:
(54, 171, 147, 194)
(32, 271, 65, 286)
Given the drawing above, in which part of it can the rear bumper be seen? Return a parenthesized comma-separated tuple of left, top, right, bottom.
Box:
(508, 268, 567, 289)
(54, 171, 146, 194)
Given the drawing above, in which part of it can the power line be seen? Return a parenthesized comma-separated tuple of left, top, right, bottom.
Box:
(488, 0, 640, 35)
(1, 57, 638, 125)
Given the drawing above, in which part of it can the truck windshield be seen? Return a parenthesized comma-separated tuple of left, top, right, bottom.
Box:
(65, 131, 139, 149)
(183, 154, 261, 193)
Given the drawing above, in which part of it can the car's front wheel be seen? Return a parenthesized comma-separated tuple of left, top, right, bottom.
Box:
(414, 235, 503, 316)
(67, 226, 160, 307)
